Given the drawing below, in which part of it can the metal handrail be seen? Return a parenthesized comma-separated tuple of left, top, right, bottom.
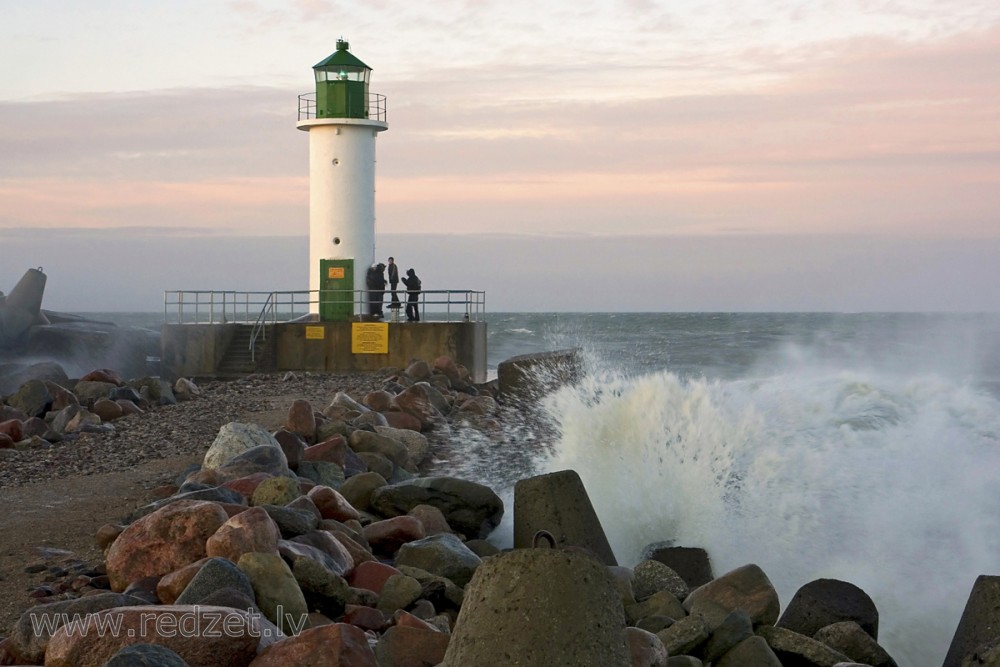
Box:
(163, 289, 486, 326)
(297, 92, 387, 122)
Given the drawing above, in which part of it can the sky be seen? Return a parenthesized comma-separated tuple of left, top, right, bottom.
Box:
(1, 0, 999, 312)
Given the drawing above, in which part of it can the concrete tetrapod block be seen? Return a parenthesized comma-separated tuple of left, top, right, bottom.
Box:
(944, 575, 1000, 667)
(441, 548, 630, 667)
(513, 469, 618, 566)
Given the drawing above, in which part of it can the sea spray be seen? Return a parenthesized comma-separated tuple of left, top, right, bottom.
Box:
(539, 359, 1000, 667)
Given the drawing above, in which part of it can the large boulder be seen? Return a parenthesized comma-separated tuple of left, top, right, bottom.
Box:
(777, 578, 880, 640)
(6, 592, 145, 664)
(204, 422, 284, 470)
(106, 500, 230, 592)
(43, 605, 268, 667)
(6, 378, 52, 418)
(370, 476, 504, 540)
(249, 623, 377, 667)
(237, 552, 309, 636)
(175, 557, 256, 606)
(205, 506, 282, 562)
(395, 533, 482, 588)
(683, 563, 780, 628)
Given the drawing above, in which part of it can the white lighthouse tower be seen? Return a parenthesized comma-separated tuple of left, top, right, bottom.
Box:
(297, 40, 388, 320)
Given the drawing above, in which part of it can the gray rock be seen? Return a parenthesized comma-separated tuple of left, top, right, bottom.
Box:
(236, 552, 308, 636)
(204, 422, 284, 470)
(261, 504, 320, 537)
(702, 610, 753, 663)
(296, 460, 346, 488)
(683, 563, 780, 628)
(290, 556, 349, 619)
(215, 445, 292, 482)
(395, 533, 482, 588)
(0, 361, 68, 397)
(634, 559, 690, 601)
(643, 543, 714, 589)
(376, 574, 423, 614)
(757, 625, 853, 667)
(73, 380, 117, 403)
(6, 379, 52, 418)
(340, 471, 387, 513)
(105, 643, 191, 667)
(815, 621, 898, 667)
(626, 590, 686, 626)
(8, 592, 145, 663)
(370, 476, 504, 540)
(175, 557, 255, 606)
(656, 613, 710, 657)
(374, 426, 429, 464)
(351, 410, 388, 429)
(777, 578, 880, 640)
(349, 430, 410, 468)
(279, 539, 352, 579)
(356, 451, 394, 480)
(715, 636, 782, 667)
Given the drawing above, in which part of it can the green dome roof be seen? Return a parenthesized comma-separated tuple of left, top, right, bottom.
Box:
(313, 39, 371, 71)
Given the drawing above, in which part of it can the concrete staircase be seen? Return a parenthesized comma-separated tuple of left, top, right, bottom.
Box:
(217, 325, 269, 375)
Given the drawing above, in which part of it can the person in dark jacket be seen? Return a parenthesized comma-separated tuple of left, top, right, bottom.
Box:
(366, 263, 386, 319)
(401, 268, 421, 322)
(387, 257, 401, 313)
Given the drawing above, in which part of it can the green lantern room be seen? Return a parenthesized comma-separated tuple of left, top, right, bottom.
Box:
(313, 39, 372, 119)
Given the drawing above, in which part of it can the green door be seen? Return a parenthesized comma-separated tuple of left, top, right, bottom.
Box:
(319, 259, 354, 322)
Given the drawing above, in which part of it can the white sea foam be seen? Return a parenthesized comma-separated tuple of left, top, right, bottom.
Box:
(539, 353, 1000, 667)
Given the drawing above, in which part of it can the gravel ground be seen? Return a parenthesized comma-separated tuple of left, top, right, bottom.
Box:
(0, 371, 385, 489)
(0, 371, 386, 637)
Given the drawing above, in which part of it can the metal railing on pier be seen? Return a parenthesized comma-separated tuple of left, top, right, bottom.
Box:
(163, 289, 486, 326)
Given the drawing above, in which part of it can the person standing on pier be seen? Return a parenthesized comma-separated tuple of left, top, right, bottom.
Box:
(387, 256, 401, 313)
(402, 268, 421, 322)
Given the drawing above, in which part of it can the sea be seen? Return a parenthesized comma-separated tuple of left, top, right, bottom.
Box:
(78, 311, 1000, 666)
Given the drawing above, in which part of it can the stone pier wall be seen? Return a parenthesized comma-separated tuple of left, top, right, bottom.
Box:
(160, 321, 487, 382)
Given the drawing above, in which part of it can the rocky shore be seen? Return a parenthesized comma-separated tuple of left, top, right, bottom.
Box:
(0, 356, 995, 666)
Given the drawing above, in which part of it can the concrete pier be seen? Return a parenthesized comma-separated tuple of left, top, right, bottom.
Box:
(160, 320, 487, 382)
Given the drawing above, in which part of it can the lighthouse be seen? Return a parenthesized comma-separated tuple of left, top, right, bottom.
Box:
(297, 39, 388, 320)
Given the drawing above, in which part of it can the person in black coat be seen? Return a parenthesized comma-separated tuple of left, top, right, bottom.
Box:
(387, 257, 401, 312)
(366, 263, 387, 319)
(401, 268, 421, 322)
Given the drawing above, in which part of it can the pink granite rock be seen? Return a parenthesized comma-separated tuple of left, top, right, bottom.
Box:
(379, 411, 423, 432)
(307, 485, 361, 522)
(80, 368, 124, 385)
(222, 473, 274, 500)
(0, 419, 23, 442)
(285, 399, 317, 444)
(375, 625, 450, 667)
(44, 605, 265, 667)
(156, 558, 211, 605)
(302, 435, 349, 465)
(362, 390, 396, 413)
(348, 561, 402, 595)
(249, 622, 376, 667)
(361, 516, 426, 556)
(206, 506, 281, 562)
(432, 355, 461, 383)
(105, 500, 229, 592)
(407, 504, 454, 536)
(92, 398, 124, 422)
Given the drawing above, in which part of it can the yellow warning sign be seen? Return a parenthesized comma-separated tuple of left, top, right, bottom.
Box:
(327, 267, 345, 279)
(305, 326, 325, 340)
(352, 322, 388, 354)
